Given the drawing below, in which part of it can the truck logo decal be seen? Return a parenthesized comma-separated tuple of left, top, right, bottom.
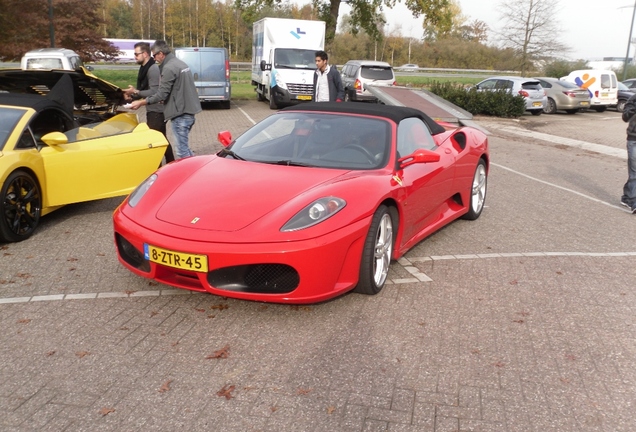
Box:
(290, 27, 306, 39)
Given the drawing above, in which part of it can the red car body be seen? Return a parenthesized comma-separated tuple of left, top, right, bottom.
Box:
(113, 102, 489, 303)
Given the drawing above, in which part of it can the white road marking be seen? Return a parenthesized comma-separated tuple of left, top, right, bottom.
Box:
(492, 162, 631, 212)
(237, 106, 257, 125)
(493, 125, 626, 159)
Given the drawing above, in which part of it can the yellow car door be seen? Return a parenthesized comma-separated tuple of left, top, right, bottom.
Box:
(40, 115, 168, 207)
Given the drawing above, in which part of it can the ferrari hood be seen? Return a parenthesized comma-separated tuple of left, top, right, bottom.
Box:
(155, 158, 347, 232)
(0, 67, 122, 111)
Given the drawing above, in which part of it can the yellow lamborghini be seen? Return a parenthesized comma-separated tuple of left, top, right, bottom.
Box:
(0, 69, 168, 242)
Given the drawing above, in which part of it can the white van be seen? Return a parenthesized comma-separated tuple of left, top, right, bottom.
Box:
(561, 69, 618, 112)
(21, 48, 87, 71)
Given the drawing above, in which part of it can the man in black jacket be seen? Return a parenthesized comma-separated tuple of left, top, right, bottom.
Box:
(124, 42, 174, 163)
(313, 51, 344, 102)
(621, 93, 636, 213)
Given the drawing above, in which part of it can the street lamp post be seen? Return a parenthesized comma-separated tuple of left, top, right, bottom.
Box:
(624, 0, 636, 80)
(49, 0, 55, 48)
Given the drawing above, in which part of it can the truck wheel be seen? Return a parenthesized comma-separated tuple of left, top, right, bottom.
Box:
(257, 86, 265, 101)
(269, 91, 278, 110)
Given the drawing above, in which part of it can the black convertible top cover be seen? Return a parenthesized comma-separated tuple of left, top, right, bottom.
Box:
(280, 102, 446, 135)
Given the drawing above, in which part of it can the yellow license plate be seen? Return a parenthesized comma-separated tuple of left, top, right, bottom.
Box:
(601, 93, 608, 97)
(532, 102, 542, 107)
(144, 244, 208, 273)
(297, 95, 312, 101)
(580, 101, 589, 106)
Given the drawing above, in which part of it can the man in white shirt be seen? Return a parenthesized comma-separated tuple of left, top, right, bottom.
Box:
(313, 51, 344, 102)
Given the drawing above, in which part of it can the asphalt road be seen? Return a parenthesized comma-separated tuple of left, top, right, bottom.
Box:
(0, 101, 634, 431)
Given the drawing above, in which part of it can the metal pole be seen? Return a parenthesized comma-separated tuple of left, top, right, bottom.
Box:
(48, 0, 55, 48)
(624, 0, 636, 81)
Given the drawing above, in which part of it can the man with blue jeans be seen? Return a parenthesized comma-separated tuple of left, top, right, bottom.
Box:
(621, 93, 636, 214)
(130, 40, 201, 159)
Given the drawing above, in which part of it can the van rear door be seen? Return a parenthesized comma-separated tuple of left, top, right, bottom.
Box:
(176, 48, 231, 107)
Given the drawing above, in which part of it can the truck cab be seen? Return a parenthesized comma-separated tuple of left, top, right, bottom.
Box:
(252, 18, 326, 109)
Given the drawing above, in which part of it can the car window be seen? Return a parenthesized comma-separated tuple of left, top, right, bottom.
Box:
(26, 58, 64, 70)
(360, 66, 393, 80)
(601, 74, 610, 89)
(538, 80, 552, 89)
(64, 118, 136, 142)
(228, 112, 391, 170)
(611, 74, 617, 88)
(30, 109, 71, 143)
(559, 81, 581, 89)
(16, 129, 36, 149)
(274, 49, 315, 69)
(521, 81, 542, 90)
(0, 107, 27, 151)
(495, 80, 513, 90)
(478, 79, 496, 89)
(397, 117, 436, 156)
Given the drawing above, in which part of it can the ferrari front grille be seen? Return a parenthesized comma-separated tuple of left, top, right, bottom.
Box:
(207, 264, 299, 294)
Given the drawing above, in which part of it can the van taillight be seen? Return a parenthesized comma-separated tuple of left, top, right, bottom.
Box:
(354, 79, 362, 92)
(392, 81, 397, 86)
(518, 90, 529, 97)
(225, 60, 230, 79)
(595, 90, 599, 97)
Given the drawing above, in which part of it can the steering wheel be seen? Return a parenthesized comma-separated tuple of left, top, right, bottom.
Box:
(343, 144, 377, 164)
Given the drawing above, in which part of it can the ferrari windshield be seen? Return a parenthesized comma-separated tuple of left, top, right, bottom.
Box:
(227, 112, 392, 170)
(0, 107, 27, 151)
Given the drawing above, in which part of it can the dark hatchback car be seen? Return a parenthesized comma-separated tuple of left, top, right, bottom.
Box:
(614, 82, 636, 112)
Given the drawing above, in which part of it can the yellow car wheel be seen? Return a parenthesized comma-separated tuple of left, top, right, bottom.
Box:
(0, 170, 42, 242)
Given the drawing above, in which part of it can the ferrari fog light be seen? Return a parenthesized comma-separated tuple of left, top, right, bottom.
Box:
(128, 173, 157, 207)
(281, 197, 346, 232)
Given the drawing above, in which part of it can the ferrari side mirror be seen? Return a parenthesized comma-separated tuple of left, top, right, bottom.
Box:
(218, 130, 232, 147)
(398, 148, 441, 168)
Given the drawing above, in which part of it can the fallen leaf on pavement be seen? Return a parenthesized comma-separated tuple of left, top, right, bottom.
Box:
(99, 407, 115, 416)
(206, 344, 230, 359)
(159, 379, 172, 393)
(217, 384, 235, 399)
(75, 351, 90, 358)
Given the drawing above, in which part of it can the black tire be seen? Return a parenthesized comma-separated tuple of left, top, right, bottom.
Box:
(0, 170, 42, 243)
(257, 86, 266, 101)
(565, 109, 578, 114)
(344, 90, 351, 102)
(543, 98, 557, 114)
(593, 106, 607, 113)
(268, 90, 278, 110)
(461, 159, 487, 221)
(617, 99, 626, 113)
(530, 109, 542, 116)
(354, 205, 398, 295)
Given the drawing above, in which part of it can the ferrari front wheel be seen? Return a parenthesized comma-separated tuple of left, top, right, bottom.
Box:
(354, 205, 398, 295)
(462, 159, 487, 221)
(0, 170, 42, 242)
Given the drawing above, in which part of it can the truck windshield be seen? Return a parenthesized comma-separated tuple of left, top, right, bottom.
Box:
(274, 49, 316, 70)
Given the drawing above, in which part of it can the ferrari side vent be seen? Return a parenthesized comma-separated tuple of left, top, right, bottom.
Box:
(115, 234, 150, 273)
(207, 264, 299, 294)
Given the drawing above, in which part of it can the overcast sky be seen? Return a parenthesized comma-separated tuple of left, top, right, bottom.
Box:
(338, 0, 636, 61)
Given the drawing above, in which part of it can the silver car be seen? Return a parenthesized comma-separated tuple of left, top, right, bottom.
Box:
(341, 60, 396, 102)
(474, 76, 547, 115)
(534, 77, 590, 114)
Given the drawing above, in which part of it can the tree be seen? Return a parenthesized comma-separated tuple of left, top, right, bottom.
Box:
(497, 0, 569, 76)
(0, 0, 117, 61)
(236, 0, 452, 47)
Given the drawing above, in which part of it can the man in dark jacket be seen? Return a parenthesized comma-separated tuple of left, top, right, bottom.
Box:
(124, 42, 174, 163)
(621, 93, 636, 213)
(313, 51, 344, 102)
(130, 40, 202, 159)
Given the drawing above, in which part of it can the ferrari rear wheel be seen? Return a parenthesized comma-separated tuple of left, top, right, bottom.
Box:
(462, 159, 487, 221)
(0, 170, 42, 242)
(354, 205, 398, 295)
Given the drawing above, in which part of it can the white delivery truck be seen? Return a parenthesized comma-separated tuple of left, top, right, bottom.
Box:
(252, 18, 326, 109)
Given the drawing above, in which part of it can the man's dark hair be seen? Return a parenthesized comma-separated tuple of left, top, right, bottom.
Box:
(151, 40, 171, 56)
(315, 50, 328, 61)
(134, 42, 151, 55)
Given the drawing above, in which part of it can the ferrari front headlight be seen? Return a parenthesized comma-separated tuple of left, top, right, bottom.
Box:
(281, 197, 346, 232)
(127, 173, 157, 207)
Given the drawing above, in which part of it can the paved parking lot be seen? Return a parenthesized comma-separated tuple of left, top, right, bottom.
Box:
(1, 101, 635, 431)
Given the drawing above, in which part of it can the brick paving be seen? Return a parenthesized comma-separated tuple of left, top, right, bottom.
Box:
(0, 100, 634, 431)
